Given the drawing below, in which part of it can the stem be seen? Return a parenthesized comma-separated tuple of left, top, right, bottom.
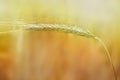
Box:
(95, 37, 117, 80)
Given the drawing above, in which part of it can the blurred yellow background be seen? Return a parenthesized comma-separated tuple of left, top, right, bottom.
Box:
(0, 0, 120, 80)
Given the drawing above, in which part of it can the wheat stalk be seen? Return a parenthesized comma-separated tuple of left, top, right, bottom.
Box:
(24, 24, 117, 80)
(0, 23, 117, 80)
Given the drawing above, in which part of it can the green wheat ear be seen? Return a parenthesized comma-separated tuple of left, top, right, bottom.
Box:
(24, 24, 95, 38)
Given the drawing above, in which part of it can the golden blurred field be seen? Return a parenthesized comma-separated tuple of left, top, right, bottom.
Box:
(0, 0, 120, 80)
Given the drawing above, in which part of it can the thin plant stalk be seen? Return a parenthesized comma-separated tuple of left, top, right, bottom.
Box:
(95, 37, 117, 80)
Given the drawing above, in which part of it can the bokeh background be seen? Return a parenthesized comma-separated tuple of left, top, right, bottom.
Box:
(0, 0, 120, 80)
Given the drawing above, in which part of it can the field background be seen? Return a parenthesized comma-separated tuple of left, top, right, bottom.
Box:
(0, 0, 120, 80)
